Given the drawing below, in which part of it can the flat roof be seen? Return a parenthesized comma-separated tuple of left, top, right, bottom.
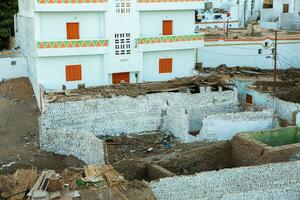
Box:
(199, 27, 300, 41)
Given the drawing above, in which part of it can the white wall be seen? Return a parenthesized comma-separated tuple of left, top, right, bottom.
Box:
(37, 55, 105, 90)
(162, 107, 189, 142)
(104, 0, 142, 80)
(198, 110, 275, 141)
(260, 0, 295, 28)
(143, 49, 196, 82)
(0, 56, 28, 80)
(38, 12, 105, 41)
(200, 40, 300, 69)
(235, 80, 300, 122)
(296, 112, 300, 127)
(140, 10, 195, 37)
(18, 11, 41, 108)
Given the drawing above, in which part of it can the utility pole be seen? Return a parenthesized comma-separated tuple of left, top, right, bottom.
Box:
(273, 30, 278, 94)
(244, 1, 247, 27)
(226, 11, 230, 37)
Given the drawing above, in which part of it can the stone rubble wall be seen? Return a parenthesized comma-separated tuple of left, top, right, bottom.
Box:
(41, 91, 239, 137)
(150, 161, 300, 200)
(162, 107, 189, 142)
(40, 128, 105, 165)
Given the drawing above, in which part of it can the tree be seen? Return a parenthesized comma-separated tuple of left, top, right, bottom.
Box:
(0, 0, 18, 50)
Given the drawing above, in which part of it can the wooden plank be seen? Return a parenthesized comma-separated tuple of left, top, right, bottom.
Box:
(11, 169, 38, 200)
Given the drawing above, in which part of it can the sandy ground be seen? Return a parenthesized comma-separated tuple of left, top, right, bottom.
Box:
(0, 78, 84, 174)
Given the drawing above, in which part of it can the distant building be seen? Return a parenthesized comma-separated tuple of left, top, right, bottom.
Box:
(16, 0, 204, 104)
(195, 0, 239, 30)
(260, 0, 300, 30)
(238, 0, 300, 30)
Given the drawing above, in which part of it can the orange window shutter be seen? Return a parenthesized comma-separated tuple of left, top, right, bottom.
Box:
(166, 58, 172, 73)
(159, 59, 164, 73)
(159, 58, 172, 73)
(163, 20, 173, 35)
(67, 23, 80, 40)
(66, 65, 82, 81)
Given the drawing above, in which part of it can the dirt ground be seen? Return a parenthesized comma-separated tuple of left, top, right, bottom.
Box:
(106, 132, 232, 179)
(0, 78, 84, 175)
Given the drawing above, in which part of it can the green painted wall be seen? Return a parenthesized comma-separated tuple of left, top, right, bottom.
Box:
(250, 127, 300, 147)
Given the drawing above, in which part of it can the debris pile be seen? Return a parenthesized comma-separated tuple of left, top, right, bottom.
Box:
(45, 76, 229, 102)
(0, 165, 155, 200)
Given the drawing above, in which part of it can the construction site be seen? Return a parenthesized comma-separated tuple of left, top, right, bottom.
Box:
(1, 67, 300, 200)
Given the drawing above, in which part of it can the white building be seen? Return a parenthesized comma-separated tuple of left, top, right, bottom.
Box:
(16, 0, 204, 106)
(195, 0, 239, 30)
(238, 0, 300, 30)
(260, 0, 300, 30)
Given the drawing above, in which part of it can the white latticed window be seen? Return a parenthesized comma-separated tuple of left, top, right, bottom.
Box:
(115, 33, 131, 55)
(116, 0, 131, 13)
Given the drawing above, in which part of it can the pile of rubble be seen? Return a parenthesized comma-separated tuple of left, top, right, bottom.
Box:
(45, 76, 229, 102)
(0, 165, 155, 200)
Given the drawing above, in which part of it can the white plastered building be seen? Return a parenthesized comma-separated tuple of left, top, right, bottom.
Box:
(16, 0, 204, 106)
(238, 0, 300, 30)
(195, 0, 240, 29)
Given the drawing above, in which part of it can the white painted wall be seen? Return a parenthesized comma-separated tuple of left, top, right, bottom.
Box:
(143, 49, 196, 82)
(260, 0, 296, 29)
(37, 55, 105, 90)
(18, 8, 41, 107)
(104, 0, 142, 81)
(296, 112, 300, 127)
(162, 107, 189, 142)
(235, 79, 300, 122)
(38, 12, 105, 41)
(198, 110, 275, 141)
(200, 40, 300, 69)
(0, 56, 28, 80)
(140, 10, 195, 37)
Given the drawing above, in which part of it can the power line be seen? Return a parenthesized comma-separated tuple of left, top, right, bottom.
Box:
(277, 53, 299, 68)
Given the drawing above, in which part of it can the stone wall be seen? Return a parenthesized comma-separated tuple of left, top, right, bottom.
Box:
(150, 161, 300, 200)
(41, 91, 239, 137)
(162, 107, 189, 142)
(40, 128, 105, 165)
(198, 109, 275, 141)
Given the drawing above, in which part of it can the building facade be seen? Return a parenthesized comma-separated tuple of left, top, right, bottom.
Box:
(238, 0, 300, 30)
(195, 0, 239, 30)
(16, 0, 204, 104)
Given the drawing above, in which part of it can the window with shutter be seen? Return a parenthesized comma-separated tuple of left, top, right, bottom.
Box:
(159, 58, 172, 73)
(162, 20, 173, 35)
(66, 23, 80, 40)
(66, 65, 82, 81)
